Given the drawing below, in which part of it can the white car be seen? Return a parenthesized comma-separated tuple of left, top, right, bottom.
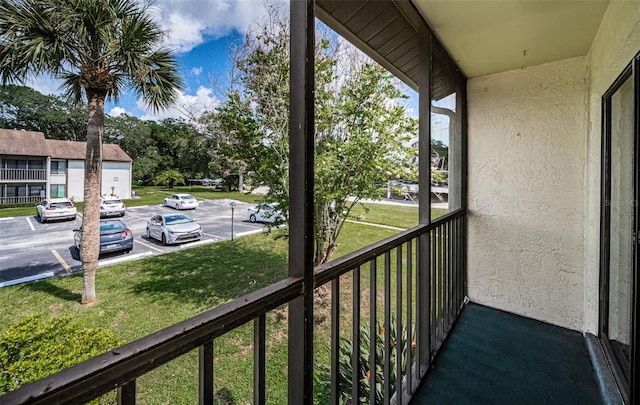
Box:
(247, 203, 283, 223)
(36, 198, 77, 223)
(146, 213, 203, 245)
(99, 197, 126, 218)
(163, 193, 198, 210)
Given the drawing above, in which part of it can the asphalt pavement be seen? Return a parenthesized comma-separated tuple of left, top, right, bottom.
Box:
(0, 198, 265, 287)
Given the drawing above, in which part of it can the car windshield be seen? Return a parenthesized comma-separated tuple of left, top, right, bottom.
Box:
(51, 202, 72, 208)
(100, 222, 127, 232)
(164, 215, 193, 225)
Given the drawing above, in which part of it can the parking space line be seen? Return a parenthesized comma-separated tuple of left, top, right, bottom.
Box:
(0, 217, 14, 221)
(51, 249, 72, 273)
(203, 232, 224, 239)
(179, 239, 215, 249)
(134, 238, 165, 253)
(25, 216, 35, 231)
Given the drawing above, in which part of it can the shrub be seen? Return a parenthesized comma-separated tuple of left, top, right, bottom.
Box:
(0, 314, 122, 394)
(318, 317, 415, 404)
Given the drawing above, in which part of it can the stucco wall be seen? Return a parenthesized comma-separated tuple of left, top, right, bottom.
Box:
(66, 160, 133, 201)
(101, 161, 132, 199)
(467, 57, 588, 330)
(582, 0, 640, 335)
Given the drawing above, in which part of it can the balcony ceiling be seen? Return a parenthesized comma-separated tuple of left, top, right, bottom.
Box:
(412, 0, 610, 78)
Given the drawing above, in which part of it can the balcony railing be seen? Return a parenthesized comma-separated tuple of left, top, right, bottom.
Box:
(0, 209, 466, 405)
(0, 195, 41, 205)
(0, 168, 46, 181)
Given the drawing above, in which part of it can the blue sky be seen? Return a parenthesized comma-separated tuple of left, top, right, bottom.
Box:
(25, 0, 422, 123)
(26, 0, 276, 121)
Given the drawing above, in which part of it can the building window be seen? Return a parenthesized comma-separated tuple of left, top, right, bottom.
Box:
(51, 161, 66, 174)
(4, 159, 27, 169)
(6, 186, 27, 197)
(29, 185, 43, 196)
(28, 160, 44, 169)
(50, 184, 65, 198)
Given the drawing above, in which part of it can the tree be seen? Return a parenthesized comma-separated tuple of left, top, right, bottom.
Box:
(0, 84, 87, 140)
(0, 0, 183, 304)
(155, 169, 184, 189)
(209, 5, 416, 265)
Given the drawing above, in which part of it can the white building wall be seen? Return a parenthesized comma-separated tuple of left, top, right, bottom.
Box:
(101, 161, 132, 199)
(583, 1, 640, 334)
(67, 160, 85, 202)
(467, 57, 588, 331)
(65, 160, 132, 201)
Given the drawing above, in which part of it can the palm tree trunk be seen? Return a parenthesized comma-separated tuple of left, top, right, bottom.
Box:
(81, 88, 106, 305)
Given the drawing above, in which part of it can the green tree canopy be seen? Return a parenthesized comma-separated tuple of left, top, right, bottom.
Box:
(207, 5, 417, 264)
(0, 84, 86, 140)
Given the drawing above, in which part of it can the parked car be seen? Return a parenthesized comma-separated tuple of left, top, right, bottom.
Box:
(73, 219, 133, 255)
(247, 203, 283, 223)
(36, 198, 77, 222)
(163, 194, 199, 210)
(99, 197, 126, 218)
(146, 214, 203, 245)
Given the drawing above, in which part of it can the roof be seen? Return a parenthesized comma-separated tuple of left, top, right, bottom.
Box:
(0, 129, 50, 157)
(0, 129, 132, 162)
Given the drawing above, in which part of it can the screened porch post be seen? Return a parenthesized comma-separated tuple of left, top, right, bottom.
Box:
(288, 0, 315, 403)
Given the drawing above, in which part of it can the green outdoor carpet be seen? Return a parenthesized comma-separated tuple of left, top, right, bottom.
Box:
(411, 303, 604, 405)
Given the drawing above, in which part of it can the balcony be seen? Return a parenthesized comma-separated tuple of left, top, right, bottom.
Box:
(1, 211, 467, 404)
(0, 168, 46, 181)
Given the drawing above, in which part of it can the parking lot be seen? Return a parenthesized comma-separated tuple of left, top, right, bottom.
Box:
(0, 198, 266, 287)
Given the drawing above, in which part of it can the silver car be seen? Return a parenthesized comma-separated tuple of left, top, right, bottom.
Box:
(36, 198, 77, 223)
(163, 193, 198, 210)
(99, 197, 126, 218)
(247, 203, 283, 223)
(146, 214, 203, 245)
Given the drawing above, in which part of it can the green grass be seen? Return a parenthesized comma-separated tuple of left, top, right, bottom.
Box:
(0, 202, 447, 403)
(350, 202, 448, 229)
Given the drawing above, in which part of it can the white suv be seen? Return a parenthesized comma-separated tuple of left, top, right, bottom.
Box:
(36, 198, 77, 223)
(99, 197, 126, 218)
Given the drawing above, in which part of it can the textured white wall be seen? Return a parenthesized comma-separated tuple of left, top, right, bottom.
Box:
(65, 160, 133, 201)
(582, 0, 640, 335)
(467, 57, 588, 331)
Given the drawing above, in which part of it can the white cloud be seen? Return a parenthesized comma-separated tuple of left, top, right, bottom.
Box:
(108, 106, 127, 117)
(24, 75, 62, 97)
(191, 67, 203, 76)
(153, 0, 285, 53)
(138, 86, 219, 121)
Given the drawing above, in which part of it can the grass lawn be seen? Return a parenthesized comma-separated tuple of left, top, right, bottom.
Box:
(0, 199, 449, 403)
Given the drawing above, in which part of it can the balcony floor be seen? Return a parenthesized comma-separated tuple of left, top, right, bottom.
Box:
(411, 303, 604, 404)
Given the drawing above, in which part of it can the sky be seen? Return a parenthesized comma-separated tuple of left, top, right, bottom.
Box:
(23, 0, 425, 126)
(26, 0, 284, 121)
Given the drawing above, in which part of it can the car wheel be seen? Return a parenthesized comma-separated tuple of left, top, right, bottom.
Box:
(161, 233, 167, 245)
(250, 214, 257, 223)
(146, 228, 152, 239)
(35, 211, 40, 219)
(163, 200, 168, 207)
(175, 203, 180, 210)
(120, 212, 125, 217)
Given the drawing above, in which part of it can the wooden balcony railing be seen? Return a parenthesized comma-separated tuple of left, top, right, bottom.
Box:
(0, 168, 46, 181)
(0, 209, 466, 405)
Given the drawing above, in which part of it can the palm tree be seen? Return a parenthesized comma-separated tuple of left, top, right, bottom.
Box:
(0, 0, 183, 304)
